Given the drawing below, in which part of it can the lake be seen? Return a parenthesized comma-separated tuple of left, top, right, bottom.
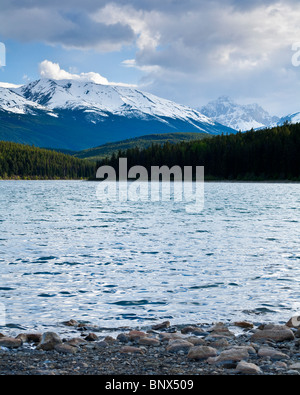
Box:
(0, 180, 299, 334)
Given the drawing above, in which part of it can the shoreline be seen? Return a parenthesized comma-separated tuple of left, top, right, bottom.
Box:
(0, 178, 299, 184)
(0, 318, 299, 375)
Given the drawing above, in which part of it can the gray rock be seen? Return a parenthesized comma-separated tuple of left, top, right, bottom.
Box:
(187, 345, 217, 360)
(236, 361, 262, 375)
(181, 326, 205, 335)
(289, 362, 300, 371)
(117, 333, 130, 343)
(187, 336, 206, 346)
(66, 337, 88, 347)
(258, 346, 289, 360)
(62, 319, 78, 327)
(16, 333, 42, 343)
(138, 337, 160, 347)
(207, 322, 235, 338)
(208, 346, 250, 365)
(36, 332, 62, 351)
(0, 337, 23, 349)
(286, 316, 300, 329)
(152, 321, 170, 330)
(251, 325, 295, 342)
(286, 370, 300, 375)
(234, 321, 254, 329)
(54, 343, 78, 354)
(85, 333, 99, 342)
(120, 346, 144, 354)
(166, 339, 194, 353)
(159, 332, 185, 342)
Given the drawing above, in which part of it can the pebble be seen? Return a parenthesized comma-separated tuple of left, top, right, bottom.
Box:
(208, 338, 229, 348)
(120, 346, 144, 355)
(285, 316, 300, 329)
(138, 337, 160, 347)
(117, 333, 130, 343)
(258, 346, 289, 360)
(151, 321, 170, 330)
(62, 319, 78, 327)
(0, 337, 23, 349)
(85, 333, 99, 342)
(181, 326, 205, 335)
(234, 321, 254, 329)
(66, 338, 87, 347)
(187, 346, 217, 360)
(159, 332, 185, 342)
(54, 343, 78, 355)
(128, 330, 148, 341)
(16, 333, 42, 344)
(207, 322, 235, 338)
(236, 361, 262, 375)
(0, 317, 300, 375)
(289, 363, 300, 371)
(36, 332, 62, 351)
(166, 340, 194, 353)
(187, 337, 206, 346)
(208, 346, 250, 364)
(251, 325, 295, 342)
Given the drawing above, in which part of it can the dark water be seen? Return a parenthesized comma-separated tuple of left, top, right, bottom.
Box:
(0, 180, 299, 334)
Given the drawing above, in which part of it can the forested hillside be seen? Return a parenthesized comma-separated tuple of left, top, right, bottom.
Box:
(97, 123, 300, 181)
(74, 132, 210, 161)
(0, 141, 96, 179)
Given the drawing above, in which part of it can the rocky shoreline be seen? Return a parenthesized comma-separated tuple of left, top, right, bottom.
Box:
(0, 317, 299, 375)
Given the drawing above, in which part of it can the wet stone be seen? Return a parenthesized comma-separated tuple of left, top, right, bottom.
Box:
(1, 320, 300, 375)
(151, 321, 170, 330)
(85, 333, 99, 342)
(120, 346, 145, 355)
(251, 325, 295, 342)
(36, 332, 62, 351)
(236, 361, 262, 375)
(187, 346, 217, 360)
(0, 337, 23, 349)
(166, 340, 194, 353)
(54, 343, 78, 355)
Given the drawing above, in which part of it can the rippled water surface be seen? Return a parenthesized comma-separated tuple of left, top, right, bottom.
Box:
(0, 181, 299, 333)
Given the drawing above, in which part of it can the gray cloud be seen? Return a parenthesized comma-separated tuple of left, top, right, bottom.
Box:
(0, 0, 300, 114)
(0, 2, 135, 50)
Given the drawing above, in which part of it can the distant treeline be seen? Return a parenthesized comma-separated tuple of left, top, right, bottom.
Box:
(0, 141, 96, 179)
(98, 123, 300, 181)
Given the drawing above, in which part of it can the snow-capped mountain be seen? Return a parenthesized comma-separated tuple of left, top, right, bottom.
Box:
(200, 96, 279, 132)
(0, 87, 50, 115)
(15, 79, 214, 124)
(276, 112, 300, 127)
(0, 79, 236, 150)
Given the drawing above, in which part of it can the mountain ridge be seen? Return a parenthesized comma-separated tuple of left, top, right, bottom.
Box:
(200, 96, 279, 131)
(0, 79, 236, 150)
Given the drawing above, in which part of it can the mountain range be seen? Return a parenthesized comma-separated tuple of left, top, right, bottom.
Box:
(0, 79, 235, 151)
(0, 80, 299, 152)
(200, 96, 280, 131)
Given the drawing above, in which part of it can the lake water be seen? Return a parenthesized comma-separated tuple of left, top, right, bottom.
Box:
(0, 180, 299, 334)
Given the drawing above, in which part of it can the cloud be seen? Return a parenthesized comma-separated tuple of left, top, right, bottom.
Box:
(0, 4, 135, 51)
(1, 1, 300, 114)
(0, 82, 23, 88)
(39, 60, 136, 87)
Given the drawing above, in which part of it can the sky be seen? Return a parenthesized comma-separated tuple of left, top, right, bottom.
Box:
(0, 0, 300, 116)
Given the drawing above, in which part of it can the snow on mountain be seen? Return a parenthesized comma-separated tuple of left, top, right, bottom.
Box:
(276, 112, 300, 127)
(0, 86, 49, 114)
(200, 96, 279, 131)
(0, 79, 237, 150)
(13, 78, 215, 128)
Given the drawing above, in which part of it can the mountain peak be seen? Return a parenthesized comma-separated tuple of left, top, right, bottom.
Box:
(0, 79, 237, 150)
(200, 97, 279, 131)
